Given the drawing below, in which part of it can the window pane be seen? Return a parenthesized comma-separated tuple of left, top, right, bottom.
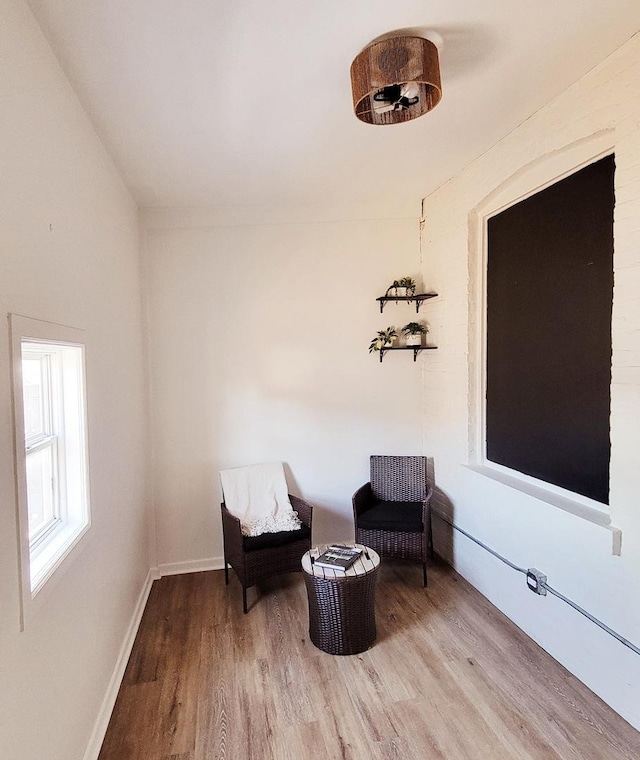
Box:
(26, 446, 56, 540)
(22, 356, 47, 439)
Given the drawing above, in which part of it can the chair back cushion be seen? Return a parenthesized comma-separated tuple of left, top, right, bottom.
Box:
(370, 455, 427, 502)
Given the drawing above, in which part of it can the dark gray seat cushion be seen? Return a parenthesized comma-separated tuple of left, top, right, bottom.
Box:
(243, 524, 311, 552)
(356, 501, 423, 533)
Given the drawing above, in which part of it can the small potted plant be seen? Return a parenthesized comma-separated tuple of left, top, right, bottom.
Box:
(385, 276, 417, 298)
(399, 276, 417, 297)
(401, 321, 428, 346)
(385, 279, 402, 297)
(369, 326, 398, 353)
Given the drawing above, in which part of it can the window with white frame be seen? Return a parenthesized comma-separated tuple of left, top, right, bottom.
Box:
(10, 316, 90, 613)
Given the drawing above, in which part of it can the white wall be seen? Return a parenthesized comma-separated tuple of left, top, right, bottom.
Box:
(0, 1, 150, 758)
(142, 207, 425, 569)
(420, 33, 640, 728)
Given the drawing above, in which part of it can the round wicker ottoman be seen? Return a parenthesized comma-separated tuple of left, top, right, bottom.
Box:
(301, 545, 380, 655)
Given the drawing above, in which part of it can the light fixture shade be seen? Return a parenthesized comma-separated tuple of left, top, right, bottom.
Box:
(350, 36, 442, 125)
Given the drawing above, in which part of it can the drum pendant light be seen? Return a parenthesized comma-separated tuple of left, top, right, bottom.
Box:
(350, 36, 442, 125)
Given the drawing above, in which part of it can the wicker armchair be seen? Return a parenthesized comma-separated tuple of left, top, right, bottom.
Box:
(352, 455, 433, 586)
(221, 494, 313, 613)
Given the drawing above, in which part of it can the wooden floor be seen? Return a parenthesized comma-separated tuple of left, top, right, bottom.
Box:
(98, 559, 639, 760)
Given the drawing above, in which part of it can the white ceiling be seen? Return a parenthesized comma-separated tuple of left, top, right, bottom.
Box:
(28, 0, 640, 211)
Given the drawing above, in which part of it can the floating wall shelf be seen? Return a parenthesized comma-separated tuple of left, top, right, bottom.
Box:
(376, 292, 438, 313)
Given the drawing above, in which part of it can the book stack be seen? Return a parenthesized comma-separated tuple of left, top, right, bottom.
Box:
(313, 545, 362, 571)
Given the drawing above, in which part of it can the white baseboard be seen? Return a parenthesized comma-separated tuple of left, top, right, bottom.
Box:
(82, 557, 224, 759)
(156, 555, 225, 577)
(82, 568, 155, 760)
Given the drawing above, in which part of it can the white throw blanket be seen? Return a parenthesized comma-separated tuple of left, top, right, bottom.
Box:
(220, 462, 302, 537)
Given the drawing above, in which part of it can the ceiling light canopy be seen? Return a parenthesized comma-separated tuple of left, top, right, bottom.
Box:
(350, 35, 442, 125)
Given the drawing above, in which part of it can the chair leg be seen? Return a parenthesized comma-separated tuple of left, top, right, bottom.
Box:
(242, 586, 248, 614)
(224, 559, 229, 585)
(423, 562, 428, 588)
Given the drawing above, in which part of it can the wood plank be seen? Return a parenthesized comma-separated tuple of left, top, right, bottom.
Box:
(99, 559, 640, 760)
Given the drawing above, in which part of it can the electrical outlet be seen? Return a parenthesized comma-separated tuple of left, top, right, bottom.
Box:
(526, 568, 547, 595)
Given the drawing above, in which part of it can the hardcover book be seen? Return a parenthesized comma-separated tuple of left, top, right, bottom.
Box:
(314, 545, 362, 571)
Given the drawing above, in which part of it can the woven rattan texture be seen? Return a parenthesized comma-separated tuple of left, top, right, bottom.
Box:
(353, 457, 433, 586)
(304, 566, 379, 655)
(221, 495, 313, 610)
(355, 527, 424, 561)
(370, 455, 427, 501)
